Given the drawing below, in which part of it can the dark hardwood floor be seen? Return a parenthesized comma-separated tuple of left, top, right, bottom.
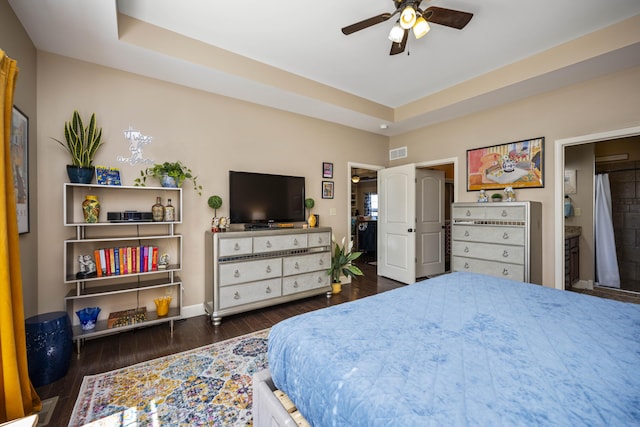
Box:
(36, 262, 639, 426)
(37, 262, 403, 426)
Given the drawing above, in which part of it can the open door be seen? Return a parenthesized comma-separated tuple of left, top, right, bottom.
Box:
(416, 169, 445, 278)
(377, 164, 416, 284)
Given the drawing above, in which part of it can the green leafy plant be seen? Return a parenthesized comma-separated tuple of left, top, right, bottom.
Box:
(208, 195, 222, 216)
(305, 198, 315, 217)
(52, 110, 104, 167)
(134, 161, 202, 195)
(491, 192, 503, 201)
(327, 236, 364, 284)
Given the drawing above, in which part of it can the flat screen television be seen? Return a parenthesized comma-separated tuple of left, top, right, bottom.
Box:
(229, 171, 305, 226)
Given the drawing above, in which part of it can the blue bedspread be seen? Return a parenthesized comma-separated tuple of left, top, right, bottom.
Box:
(268, 272, 640, 426)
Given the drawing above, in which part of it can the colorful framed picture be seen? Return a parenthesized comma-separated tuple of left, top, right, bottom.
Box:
(322, 162, 333, 178)
(96, 166, 122, 186)
(466, 137, 544, 191)
(322, 181, 334, 199)
(11, 106, 29, 234)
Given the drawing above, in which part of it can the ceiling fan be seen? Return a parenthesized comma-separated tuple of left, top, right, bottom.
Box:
(341, 0, 473, 55)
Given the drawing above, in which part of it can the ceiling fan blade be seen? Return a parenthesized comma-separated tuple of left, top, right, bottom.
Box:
(389, 29, 409, 55)
(424, 6, 473, 30)
(342, 13, 392, 35)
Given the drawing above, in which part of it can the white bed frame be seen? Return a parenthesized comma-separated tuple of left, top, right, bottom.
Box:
(253, 369, 310, 427)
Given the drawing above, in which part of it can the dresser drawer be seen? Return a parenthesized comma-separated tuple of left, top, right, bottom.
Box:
(451, 241, 525, 265)
(218, 237, 253, 256)
(253, 234, 308, 253)
(282, 271, 330, 295)
(452, 256, 525, 282)
(485, 205, 526, 221)
(451, 225, 525, 245)
(219, 258, 282, 286)
(283, 252, 330, 276)
(219, 278, 282, 309)
(452, 205, 485, 220)
(308, 232, 331, 248)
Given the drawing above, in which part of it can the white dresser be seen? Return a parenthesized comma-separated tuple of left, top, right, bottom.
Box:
(451, 202, 542, 284)
(204, 227, 332, 325)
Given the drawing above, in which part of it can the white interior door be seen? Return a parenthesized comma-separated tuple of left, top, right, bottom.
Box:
(377, 163, 416, 284)
(416, 169, 445, 278)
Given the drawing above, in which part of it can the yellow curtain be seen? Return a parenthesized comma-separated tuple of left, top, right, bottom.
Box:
(0, 50, 41, 421)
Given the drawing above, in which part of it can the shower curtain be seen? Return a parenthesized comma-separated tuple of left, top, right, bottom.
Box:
(594, 173, 620, 288)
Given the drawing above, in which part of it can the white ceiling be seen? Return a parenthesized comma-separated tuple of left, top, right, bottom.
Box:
(8, 0, 640, 136)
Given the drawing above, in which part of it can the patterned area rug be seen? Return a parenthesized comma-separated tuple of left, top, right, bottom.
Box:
(69, 329, 269, 426)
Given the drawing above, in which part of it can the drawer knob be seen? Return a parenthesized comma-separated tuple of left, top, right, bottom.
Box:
(293, 281, 299, 288)
(501, 210, 507, 217)
(317, 237, 323, 244)
(464, 230, 469, 237)
(266, 241, 272, 248)
(503, 250, 509, 258)
(234, 292, 240, 300)
(319, 259, 324, 265)
(234, 270, 240, 278)
(464, 262, 469, 269)
(266, 266, 272, 273)
(266, 286, 272, 294)
(294, 262, 300, 269)
(464, 246, 469, 253)
(465, 210, 471, 217)
(317, 276, 323, 283)
(234, 243, 240, 251)
(293, 238, 299, 246)
(502, 268, 509, 275)
(503, 232, 509, 240)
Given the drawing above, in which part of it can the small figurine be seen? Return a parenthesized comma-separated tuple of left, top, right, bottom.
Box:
(219, 216, 228, 231)
(504, 186, 516, 202)
(211, 217, 220, 233)
(478, 189, 488, 203)
(76, 254, 97, 279)
(158, 253, 170, 269)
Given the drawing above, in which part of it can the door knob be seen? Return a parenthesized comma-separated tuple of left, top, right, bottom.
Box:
(407, 228, 414, 232)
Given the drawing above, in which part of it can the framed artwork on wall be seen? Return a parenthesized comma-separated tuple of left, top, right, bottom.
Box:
(11, 106, 29, 234)
(322, 181, 334, 199)
(466, 137, 544, 191)
(322, 162, 333, 178)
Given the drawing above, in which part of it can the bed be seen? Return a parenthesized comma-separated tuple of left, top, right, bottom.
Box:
(254, 272, 640, 426)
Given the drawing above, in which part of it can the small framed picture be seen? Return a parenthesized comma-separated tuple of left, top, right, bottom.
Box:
(322, 181, 334, 199)
(96, 166, 122, 186)
(322, 162, 333, 178)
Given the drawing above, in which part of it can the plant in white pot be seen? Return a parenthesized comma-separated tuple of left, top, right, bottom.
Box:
(52, 110, 104, 184)
(327, 236, 363, 294)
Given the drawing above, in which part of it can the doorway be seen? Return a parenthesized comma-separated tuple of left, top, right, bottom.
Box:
(348, 158, 458, 284)
(554, 126, 640, 291)
(350, 165, 380, 264)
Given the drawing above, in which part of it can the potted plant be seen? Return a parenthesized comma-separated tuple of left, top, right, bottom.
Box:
(305, 198, 316, 227)
(327, 236, 363, 294)
(52, 110, 104, 184)
(208, 195, 224, 232)
(134, 161, 202, 195)
(491, 192, 503, 202)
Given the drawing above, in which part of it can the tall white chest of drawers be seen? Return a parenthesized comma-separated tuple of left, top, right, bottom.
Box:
(451, 202, 542, 284)
(204, 227, 332, 325)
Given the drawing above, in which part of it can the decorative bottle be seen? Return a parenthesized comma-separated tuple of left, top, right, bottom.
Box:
(152, 196, 165, 222)
(82, 195, 100, 223)
(164, 198, 175, 222)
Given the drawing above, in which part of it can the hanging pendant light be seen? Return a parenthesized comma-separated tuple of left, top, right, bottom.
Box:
(388, 22, 404, 43)
(412, 16, 430, 39)
(400, 6, 417, 29)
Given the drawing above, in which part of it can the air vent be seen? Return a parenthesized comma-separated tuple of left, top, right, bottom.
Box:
(389, 146, 407, 160)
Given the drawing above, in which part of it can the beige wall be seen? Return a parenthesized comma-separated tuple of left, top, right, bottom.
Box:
(1, 0, 38, 317)
(390, 65, 640, 287)
(36, 52, 389, 314)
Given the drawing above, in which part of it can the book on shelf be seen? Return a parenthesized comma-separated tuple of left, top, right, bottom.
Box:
(94, 249, 103, 277)
(107, 307, 147, 328)
(114, 248, 121, 275)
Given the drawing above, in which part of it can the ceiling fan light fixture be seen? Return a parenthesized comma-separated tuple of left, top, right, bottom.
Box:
(413, 16, 430, 39)
(400, 6, 416, 29)
(388, 23, 404, 43)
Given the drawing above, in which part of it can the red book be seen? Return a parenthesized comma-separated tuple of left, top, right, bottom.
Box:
(105, 248, 112, 276)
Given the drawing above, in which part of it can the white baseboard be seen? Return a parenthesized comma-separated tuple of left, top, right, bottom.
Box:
(571, 279, 594, 290)
(181, 303, 208, 319)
